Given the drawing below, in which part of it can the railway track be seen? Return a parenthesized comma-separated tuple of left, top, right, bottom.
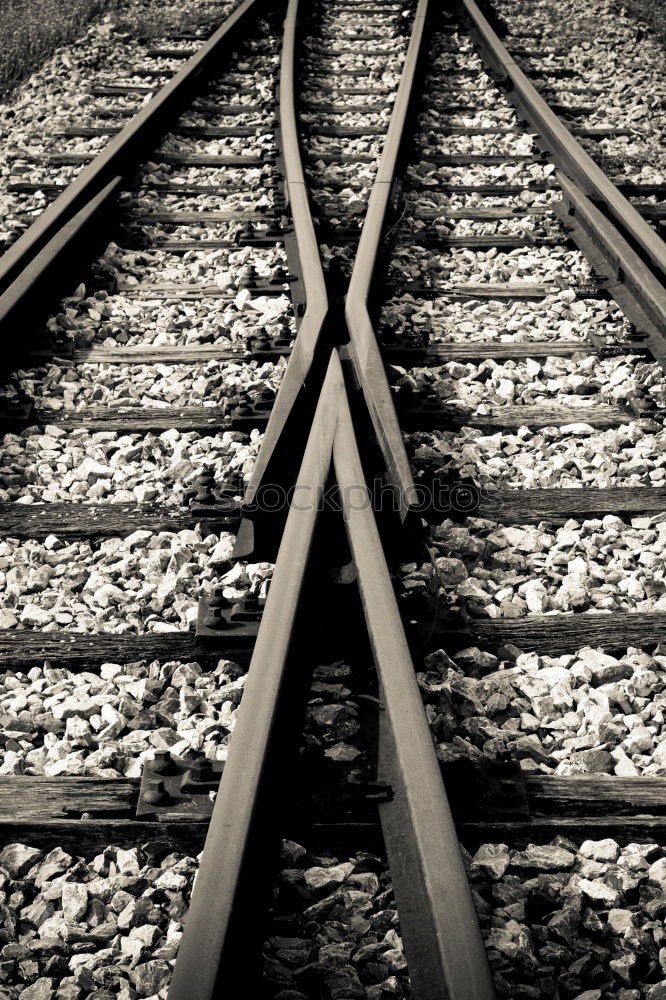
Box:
(0, 0, 665, 998)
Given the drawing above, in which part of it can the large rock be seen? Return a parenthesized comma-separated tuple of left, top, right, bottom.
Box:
(510, 844, 575, 872)
(61, 882, 88, 922)
(470, 843, 510, 880)
(303, 863, 354, 891)
(578, 878, 621, 907)
(435, 556, 468, 584)
(130, 960, 172, 998)
(0, 843, 43, 878)
(209, 535, 235, 566)
(18, 979, 54, 1000)
(33, 847, 73, 887)
(579, 839, 620, 863)
(649, 858, 666, 890)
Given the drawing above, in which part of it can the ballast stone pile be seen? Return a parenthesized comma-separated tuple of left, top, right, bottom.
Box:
(4, 358, 284, 412)
(388, 246, 593, 286)
(494, 0, 665, 178)
(0, 530, 274, 633)
(0, 0, 238, 248)
(417, 515, 666, 618)
(468, 837, 666, 999)
(262, 841, 410, 1000)
(0, 427, 263, 504)
(45, 248, 292, 349)
(419, 644, 666, 777)
(0, 658, 245, 778)
(0, 840, 198, 999)
(381, 292, 630, 345)
(408, 418, 666, 488)
(395, 354, 666, 413)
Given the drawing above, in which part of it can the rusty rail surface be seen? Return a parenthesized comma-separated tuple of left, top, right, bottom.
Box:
(169, 353, 344, 1000)
(554, 173, 666, 365)
(175, 1, 496, 996)
(333, 399, 496, 1000)
(234, 0, 329, 559)
(345, 0, 430, 519)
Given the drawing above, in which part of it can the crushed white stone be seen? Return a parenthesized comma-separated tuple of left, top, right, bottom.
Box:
(408, 419, 666, 488)
(381, 291, 630, 345)
(421, 644, 666, 776)
(394, 354, 666, 413)
(406, 514, 666, 618)
(0, 658, 245, 777)
(0, 426, 263, 504)
(0, 528, 261, 633)
(3, 358, 284, 412)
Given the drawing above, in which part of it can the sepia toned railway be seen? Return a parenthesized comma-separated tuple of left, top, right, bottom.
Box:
(0, 0, 665, 997)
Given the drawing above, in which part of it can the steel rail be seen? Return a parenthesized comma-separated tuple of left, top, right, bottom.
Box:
(0, 0, 266, 323)
(461, 0, 666, 286)
(169, 351, 343, 1000)
(333, 399, 496, 1000)
(554, 172, 666, 361)
(178, 7, 495, 994)
(344, 0, 430, 519)
(237, 0, 329, 547)
(0, 178, 124, 343)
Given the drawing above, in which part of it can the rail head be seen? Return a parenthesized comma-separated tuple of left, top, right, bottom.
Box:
(554, 172, 666, 362)
(344, 0, 430, 520)
(169, 353, 344, 1000)
(237, 0, 328, 532)
(461, 0, 666, 286)
(333, 399, 496, 1000)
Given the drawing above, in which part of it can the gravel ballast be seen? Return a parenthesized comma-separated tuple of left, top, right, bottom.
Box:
(0, 840, 199, 999)
(0, 528, 267, 633)
(381, 292, 630, 345)
(0, 0, 245, 250)
(389, 246, 593, 286)
(0, 427, 263, 504)
(394, 354, 666, 412)
(262, 840, 410, 1000)
(413, 514, 666, 618)
(0, 658, 244, 778)
(408, 419, 666, 488)
(3, 359, 284, 413)
(467, 836, 666, 999)
(419, 644, 666, 776)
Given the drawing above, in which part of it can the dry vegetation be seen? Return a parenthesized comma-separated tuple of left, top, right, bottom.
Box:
(0, 0, 225, 101)
(0, 0, 117, 99)
(113, 3, 223, 38)
(621, 0, 666, 45)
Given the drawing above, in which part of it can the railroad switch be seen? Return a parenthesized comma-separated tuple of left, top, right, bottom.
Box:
(136, 751, 224, 819)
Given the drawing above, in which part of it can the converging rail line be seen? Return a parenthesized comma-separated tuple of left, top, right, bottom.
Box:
(0, 0, 665, 998)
